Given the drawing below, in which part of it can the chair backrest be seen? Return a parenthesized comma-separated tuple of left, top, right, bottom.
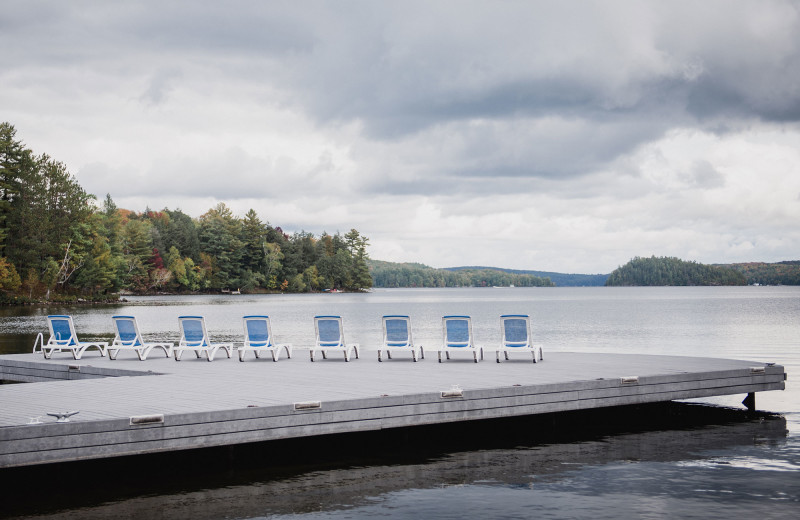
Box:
(382, 315, 412, 347)
(179, 316, 209, 347)
(113, 316, 143, 347)
(315, 316, 344, 347)
(243, 315, 273, 347)
(443, 316, 472, 348)
(47, 315, 78, 346)
(501, 314, 531, 348)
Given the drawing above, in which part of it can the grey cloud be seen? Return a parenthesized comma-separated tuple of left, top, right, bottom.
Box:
(688, 160, 725, 189)
(140, 69, 182, 106)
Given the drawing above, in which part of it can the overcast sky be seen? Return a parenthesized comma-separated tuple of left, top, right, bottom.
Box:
(3, 1, 799, 273)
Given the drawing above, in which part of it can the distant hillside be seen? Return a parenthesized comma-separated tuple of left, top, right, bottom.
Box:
(445, 266, 609, 287)
(368, 260, 554, 288)
(606, 256, 746, 286)
(721, 261, 800, 285)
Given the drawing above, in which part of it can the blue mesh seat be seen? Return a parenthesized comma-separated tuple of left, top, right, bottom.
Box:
(439, 315, 482, 363)
(498, 315, 543, 363)
(311, 316, 359, 362)
(174, 316, 233, 362)
(379, 315, 424, 362)
(33, 315, 108, 360)
(109, 316, 173, 360)
(239, 315, 292, 361)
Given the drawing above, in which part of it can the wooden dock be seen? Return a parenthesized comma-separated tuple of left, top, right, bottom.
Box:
(0, 350, 786, 468)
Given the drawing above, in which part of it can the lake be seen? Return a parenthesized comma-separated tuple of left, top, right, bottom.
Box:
(1, 287, 798, 519)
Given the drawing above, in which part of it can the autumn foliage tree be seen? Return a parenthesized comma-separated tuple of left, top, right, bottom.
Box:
(0, 122, 373, 301)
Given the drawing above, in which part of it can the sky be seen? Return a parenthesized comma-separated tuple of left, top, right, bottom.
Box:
(2, 1, 800, 274)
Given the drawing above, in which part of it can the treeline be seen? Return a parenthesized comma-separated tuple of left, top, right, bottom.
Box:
(605, 256, 746, 286)
(446, 266, 609, 287)
(0, 122, 372, 303)
(725, 261, 800, 285)
(369, 260, 554, 288)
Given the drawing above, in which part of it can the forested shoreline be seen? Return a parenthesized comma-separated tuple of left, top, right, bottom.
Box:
(3, 122, 799, 304)
(0, 122, 372, 303)
(369, 260, 554, 288)
(606, 256, 747, 286)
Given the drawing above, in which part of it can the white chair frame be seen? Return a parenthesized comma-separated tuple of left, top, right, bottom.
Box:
(33, 315, 107, 360)
(379, 315, 424, 361)
(109, 315, 173, 360)
(311, 315, 359, 362)
(239, 315, 293, 361)
(439, 315, 482, 363)
(497, 314, 543, 363)
(174, 316, 233, 362)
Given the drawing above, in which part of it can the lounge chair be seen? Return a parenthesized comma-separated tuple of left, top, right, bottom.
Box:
(109, 315, 173, 360)
(379, 315, 423, 361)
(311, 315, 359, 361)
(174, 316, 233, 361)
(239, 315, 293, 361)
(497, 314, 543, 363)
(33, 315, 108, 360)
(439, 315, 482, 363)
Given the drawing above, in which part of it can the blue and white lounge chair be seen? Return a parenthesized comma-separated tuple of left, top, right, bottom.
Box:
(33, 315, 108, 360)
(109, 316, 173, 360)
(379, 315, 423, 361)
(497, 314, 543, 363)
(311, 315, 359, 362)
(239, 315, 293, 361)
(174, 316, 233, 361)
(440, 315, 482, 363)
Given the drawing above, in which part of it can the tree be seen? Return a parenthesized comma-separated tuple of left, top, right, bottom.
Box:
(0, 123, 34, 254)
(120, 218, 153, 290)
(344, 229, 372, 291)
(0, 256, 21, 292)
(198, 203, 244, 289)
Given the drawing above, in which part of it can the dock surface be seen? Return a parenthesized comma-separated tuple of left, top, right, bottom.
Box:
(0, 350, 786, 468)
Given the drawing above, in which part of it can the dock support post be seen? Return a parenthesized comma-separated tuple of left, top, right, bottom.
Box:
(742, 392, 756, 412)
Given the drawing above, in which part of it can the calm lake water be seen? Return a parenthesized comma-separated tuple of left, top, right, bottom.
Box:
(1, 287, 798, 519)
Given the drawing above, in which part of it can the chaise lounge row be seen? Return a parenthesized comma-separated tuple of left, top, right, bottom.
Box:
(33, 314, 543, 363)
